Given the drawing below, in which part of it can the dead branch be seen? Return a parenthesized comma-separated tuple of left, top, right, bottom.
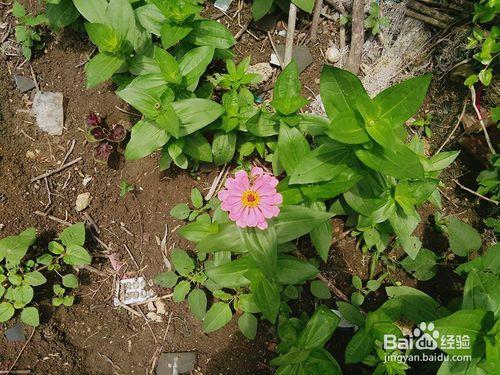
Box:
(284, 2, 298, 66)
(407, 0, 455, 24)
(31, 157, 83, 182)
(346, 0, 365, 74)
(405, 8, 448, 28)
(310, 0, 324, 42)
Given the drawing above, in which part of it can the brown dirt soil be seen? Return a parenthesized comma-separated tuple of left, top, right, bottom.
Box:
(0, 1, 493, 374)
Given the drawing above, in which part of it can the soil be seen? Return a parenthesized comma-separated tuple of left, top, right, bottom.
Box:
(0, 1, 494, 374)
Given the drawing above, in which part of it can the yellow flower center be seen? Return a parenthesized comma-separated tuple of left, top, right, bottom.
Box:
(241, 190, 260, 208)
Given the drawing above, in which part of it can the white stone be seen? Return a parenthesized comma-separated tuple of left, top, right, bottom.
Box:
(326, 44, 341, 63)
(75, 192, 92, 212)
(247, 62, 273, 83)
(31, 91, 64, 136)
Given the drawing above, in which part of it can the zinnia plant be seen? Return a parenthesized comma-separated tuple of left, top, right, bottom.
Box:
(218, 167, 282, 229)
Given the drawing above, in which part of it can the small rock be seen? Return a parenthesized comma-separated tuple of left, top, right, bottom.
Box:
(82, 175, 92, 187)
(75, 192, 92, 212)
(155, 300, 167, 315)
(5, 323, 25, 342)
(325, 44, 341, 63)
(13, 75, 36, 93)
(26, 150, 36, 159)
(157, 352, 197, 375)
(147, 301, 156, 312)
(31, 91, 64, 136)
(247, 63, 273, 84)
(146, 311, 163, 323)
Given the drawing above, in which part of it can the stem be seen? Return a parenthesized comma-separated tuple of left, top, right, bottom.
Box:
(310, 0, 323, 42)
(470, 85, 496, 155)
(284, 2, 298, 66)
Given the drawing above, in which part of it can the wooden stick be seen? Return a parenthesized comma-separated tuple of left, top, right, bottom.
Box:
(345, 0, 365, 74)
(453, 179, 499, 205)
(470, 86, 496, 155)
(235, 19, 251, 40)
(407, 0, 455, 24)
(34, 210, 72, 226)
(124, 244, 140, 270)
(310, 0, 324, 42)
(435, 99, 467, 154)
(267, 31, 284, 68)
(405, 8, 448, 28)
(7, 327, 35, 373)
(31, 157, 82, 182)
(284, 2, 298, 66)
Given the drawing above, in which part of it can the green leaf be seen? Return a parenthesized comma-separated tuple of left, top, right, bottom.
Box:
(12, 285, 34, 306)
(60, 222, 86, 247)
(12, 1, 26, 18)
(154, 46, 181, 84)
(447, 217, 482, 257)
(187, 20, 235, 49)
(240, 226, 278, 280)
(125, 120, 170, 160)
(178, 221, 218, 242)
(345, 328, 374, 364)
(154, 271, 178, 288)
(463, 270, 500, 318)
(238, 312, 258, 339)
(354, 142, 424, 179)
(236, 294, 260, 313)
(310, 280, 332, 300)
(292, 0, 315, 13)
(0, 302, 15, 323)
(183, 132, 213, 162)
(401, 248, 438, 281)
(160, 21, 192, 49)
(309, 202, 332, 262)
(188, 288, 207, 320)
(290, 141, 355, 185)
(105, 0, 136, 41)
(63, 244, 92, 266)
(277, 125, 310, 176)
(212, 132, 236, 166)
(135, 4, 165, 36)
(273, 205, 333, 243)
(170, 203, 190, 220)
(63, 295, 74, 307)
(433, 309, 494, 356)
(0, 227, 36, 265)
(386, 286, 448, 322)
(191, 188, 203, 209)
(46, 0, 80, 30)
(171, 248, 195, 277)
(298, 305, 339, 349)
(320, 65, 371, 118)
(206, 257, 250, 288)
(337, 302, 365, 326)
(84, 23, 120, 53)
(21, 306, 39, 327)
(251, 278, 281, 323)
(324, 111, 370, 144)
(173, 280, 191, 302)
(173, 99, 224, 136)
(196, 223, 244, 253)
(373, 74, 432, 127)
(62, 274, 79, 288)
(85, 52, 126, 88)
(179, 46, 215, 91)
(275, 255, 319, 285)
(272, 61, 308, 115)
(24, 271, 47, 287)
(252, 0, 273, 20)
(48, 241, 65, 254)
(202, 302, 232, 333)
(73, 0, 107, 23)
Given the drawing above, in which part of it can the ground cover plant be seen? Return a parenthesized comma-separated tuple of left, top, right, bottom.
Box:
(1, 0, 499, 373)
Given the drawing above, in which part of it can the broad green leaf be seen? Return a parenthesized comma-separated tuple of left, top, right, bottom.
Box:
(105, 0, 136, 41)
(172, 248, 195, 277)
(62, 274, 79, 288)
(160, 21, 192, 49)
(251, 278, 281, 323)
(292, 0, 315, 13)
(386, 286, 448, 322)
(388, 206, 421, 258)
(187, 20, 235, 49)
(298, 305, 339, 349)
(365, 118, 396, 149)
(273, 205, 333, 243)
(277, 125, 310, 176)
(463, 270, 500, 318)
(212, 131, 236, 165)
(12, 285, 34, 305)
(324, 111, 370, 144)
(301, 168, 363, 202)
(60, 222, 86, 247)
(252, 0, 273, 20)
(46, 0, 80, 30)
(178, 221, 219, 242)
(394, 179, 439, 214)
(247, 110, 279, 137)
(309, 201, 332, 262)
(240, 227, 278, 280)
(188, 288, 207, 320)
(21, 307, 39, 327)
(116, 74, 168, 118)
(273, 61, 302, 102)
(154, 46, 181, 84)
(73, 0, 107, 23)
(183, 132, 213, 162)
(238, 312, 258, 339)
(236, 294, 260, 313)
(24, 271, 47, 287)
(170, 203, 190, 220)
(125, 120, 170, 160)
(173, 280, 191, 302)
(85, 52, 126, 88)
(196, 223, 244, 253)
(447, 217, 482, 257)
(63, 244, 92, 266)
(85, 23, 120, 53)
(202, 302, 232, 333)
(354, 142, 424, 179)
(135, 4, 165, 36)
(191, 188, 203, 209)
(0, 227, 36, 265)
(179, 46, 215, 91)
(206, 257, 250, 288)
(154, 271, 178, 288)
(401, 248, 438, 281)
(0, 302, 15, 322)
(310, 280, 332, 300)
(345, 328, 374, 364)
(337, 302, 365, 326)
(373, 74, 432, 127)
(173, 99, 224, 136)
(275, 255, 319, 285)
(290, 141, 354, 185)
(433, 309, 494, 356)
(320, 65, 371, 117)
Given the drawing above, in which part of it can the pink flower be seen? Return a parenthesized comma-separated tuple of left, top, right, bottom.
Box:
(218, 167, 283, 230)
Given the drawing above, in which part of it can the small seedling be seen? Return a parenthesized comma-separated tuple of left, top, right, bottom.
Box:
(170, 188, 214, 221)
(119, 180, 135, 198)
(411, 113, 433, 138)
(364, 1, 389, 36)
(12, 1, 46, 60)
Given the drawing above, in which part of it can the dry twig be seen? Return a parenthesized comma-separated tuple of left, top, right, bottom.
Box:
(284, 2, 298, 66)
(31, 157, 83, 182)
(435, 99, 467, 154)
(453, 179, 499, 205)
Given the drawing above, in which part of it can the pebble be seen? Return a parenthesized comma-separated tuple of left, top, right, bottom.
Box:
(247, 62, 273, 84)
(325, 44, 341, 63)
(75, 192, 92, 212)
(31, 91, 64, 136)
